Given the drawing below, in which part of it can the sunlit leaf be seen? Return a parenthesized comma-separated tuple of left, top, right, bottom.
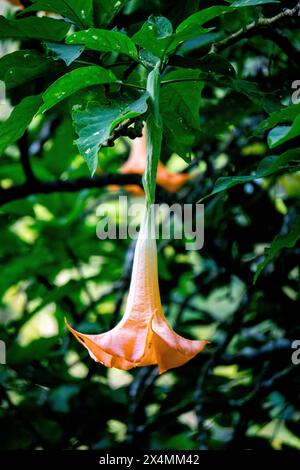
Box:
(66, 29, 138, 60)
(40, 66, 118, 113)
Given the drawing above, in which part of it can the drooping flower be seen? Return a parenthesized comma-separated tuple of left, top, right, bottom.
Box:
(109, 130, 191, 196)
(66, 208, 208, 374)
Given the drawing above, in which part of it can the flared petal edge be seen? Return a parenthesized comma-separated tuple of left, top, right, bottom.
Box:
(65, 319, 156, 371)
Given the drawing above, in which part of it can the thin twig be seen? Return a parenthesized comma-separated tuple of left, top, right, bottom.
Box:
(211, 2, 300, 54)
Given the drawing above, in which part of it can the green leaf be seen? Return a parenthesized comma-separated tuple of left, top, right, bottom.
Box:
(21, 0, 93, 29)
(197, 53, 236, 77)
(176, 6, 230, 32)
(0, 95, 42, 157)
(93, 0, 127, 27)
(132, 16, 173, 60)
(255, 103, 300, 134)
(229, 79, 279, 113)
(268, 115, 300, 148)
(66, 29, 138, 60)
(45, 42, 84, 66)
(256, 150, 300, 175)
(132, 15, 209, 60)
(40, 66, 118, 113)
(0, 16, 70, 41)
(230, 0, 279, 6)
(172, 25, 212, 53)
(201, 148, 300, 200)
(0, 50, 51, 90)
(253, 215, 300, 284)
(255, 103, 300, 148)
(160, 69, 203, 159)
(179, 32, 221, 54)
(72, 90, 149, 175)
(139, 49, 160, 69)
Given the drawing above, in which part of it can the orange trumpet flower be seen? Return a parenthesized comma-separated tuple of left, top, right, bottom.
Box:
(110, 130, 191, 196)
(66, 209, 208, 374)
(6, 0, 24, 6)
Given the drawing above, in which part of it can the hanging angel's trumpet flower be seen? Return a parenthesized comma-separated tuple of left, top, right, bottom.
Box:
(109, 130, 191, 196)
(66, 208, 208, 374)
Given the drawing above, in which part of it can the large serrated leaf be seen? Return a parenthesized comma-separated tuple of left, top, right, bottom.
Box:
(66, 29, 138, 60)
(40, 66, 118, 113)
(72, 90, 149, 175)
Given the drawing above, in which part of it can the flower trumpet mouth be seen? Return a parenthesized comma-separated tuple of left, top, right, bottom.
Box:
(66, 209, 208, 374)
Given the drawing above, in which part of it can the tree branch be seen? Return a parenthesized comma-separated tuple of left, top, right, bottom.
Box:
(18, 131, 36, 183)
(219, 338, 292, 366)
(0, 173, 142, 207)
(211, 2, 300, 54)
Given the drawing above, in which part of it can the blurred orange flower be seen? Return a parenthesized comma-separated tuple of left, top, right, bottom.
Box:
(66, 209, 207, 374)
(110, 129, 191, 195)
(6, 0, 24, 7)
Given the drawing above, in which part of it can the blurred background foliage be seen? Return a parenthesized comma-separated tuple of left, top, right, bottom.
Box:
(0, 0, 300, 450)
